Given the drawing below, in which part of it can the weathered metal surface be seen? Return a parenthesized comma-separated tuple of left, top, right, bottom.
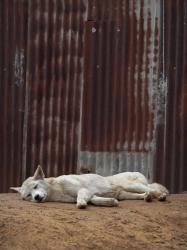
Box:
(79, 0, 161, 180)
(0, 0, 87, 192)
(23, 0, 87, 179)
(154, 0, 187, 193)
(0, 0, 28, 192)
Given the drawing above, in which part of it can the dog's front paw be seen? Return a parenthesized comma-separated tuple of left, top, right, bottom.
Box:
(113, 199, 119, 207)
(77, 200, 87, 209)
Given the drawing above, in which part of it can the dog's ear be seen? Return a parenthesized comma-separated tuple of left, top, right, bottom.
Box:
(10, 187, 22, 193)
(33, 165, 45, 179)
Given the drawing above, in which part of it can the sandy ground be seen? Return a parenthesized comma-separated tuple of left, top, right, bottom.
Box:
(0, 194, 186, 250)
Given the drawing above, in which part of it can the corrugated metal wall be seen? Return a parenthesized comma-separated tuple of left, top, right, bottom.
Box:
(0, 0, 186, 193)
(23, 0, 86, 179)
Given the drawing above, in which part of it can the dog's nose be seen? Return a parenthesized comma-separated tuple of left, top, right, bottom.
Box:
(34, 194, 42, 202)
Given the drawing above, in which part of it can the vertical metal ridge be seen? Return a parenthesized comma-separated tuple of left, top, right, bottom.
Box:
(170, 0, 181, 192)
(53, 1, 64, 177)
(28, 0, 43, 174)
(171, 0, 186, 192)
(180, 0, 187, 192)
(95, 22, 103, 153)
(164, 1, 173, 190)
(134, 1, 142, 153)
(126, 0, 136, 152)
(71, 0, 86, 173)
(102, 21, 111, 154)
(0, 1, 3, 188)
(22, 0, 31, 181)
(165, 1, 176, 191)
(61, 0, 71, 173)
(110, 21, 119, 152)
(47, 0, 58, 177)
(180, 0, 187, 191)
(10, 0, 16, 189)
(15, 0, 27, 184)
(68, 0, 78, 172)
(118, 1, 128, 170)
(56, 0, 65, 175)
(2, 1, 12, 190)
(141, 2, 150, 156)
(30, 0, 40, 173)
(72, 0, 85, 172)
(63, 0, 78, 173)
(2, 1, 9, 191)
(38, 0, 48, 175)
(155, 0, 187, 193)
(0, 0, 28, 191)
(42, 0, 52, 176)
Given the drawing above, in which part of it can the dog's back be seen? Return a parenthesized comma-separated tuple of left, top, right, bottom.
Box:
(106, 172, 148, 189)
(56, 173, 112, 196)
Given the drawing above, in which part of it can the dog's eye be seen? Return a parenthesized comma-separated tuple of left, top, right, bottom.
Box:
(34, 184, 38, 189)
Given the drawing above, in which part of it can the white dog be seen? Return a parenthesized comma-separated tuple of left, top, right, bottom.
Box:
(11, 165, 169, 209)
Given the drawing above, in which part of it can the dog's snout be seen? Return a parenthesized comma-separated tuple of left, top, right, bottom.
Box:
(34, 194, 42, 202)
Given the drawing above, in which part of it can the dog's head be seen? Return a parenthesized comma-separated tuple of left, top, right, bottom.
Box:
(10, 165, 49, 203)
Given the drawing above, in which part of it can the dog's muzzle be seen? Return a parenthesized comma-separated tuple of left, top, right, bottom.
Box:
(34, 194, 44, 202)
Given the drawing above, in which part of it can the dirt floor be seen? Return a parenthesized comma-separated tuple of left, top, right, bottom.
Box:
(0, 194, 187, 250)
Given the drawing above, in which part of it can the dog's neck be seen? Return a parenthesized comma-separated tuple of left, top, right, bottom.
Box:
(44, 177, 76, 202)
(45, 177, 62, 193)
(45, 177, 57, 185)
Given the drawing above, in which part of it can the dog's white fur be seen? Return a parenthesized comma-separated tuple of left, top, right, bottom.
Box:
(10, 166, 169, 209)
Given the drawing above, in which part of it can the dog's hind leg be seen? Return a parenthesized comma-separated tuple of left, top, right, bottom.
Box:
(122, 183, 163, 201)
(117, 190, 152, 202)
(122, 183, 151, 193)
(90, 195, 119, 207)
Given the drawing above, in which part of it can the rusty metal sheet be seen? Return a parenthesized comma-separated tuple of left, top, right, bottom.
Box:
(0, 0, 28, 192)
(23, 0, 87, 179)
(80, 0, 161, 180)
(154, 0, 187, 193)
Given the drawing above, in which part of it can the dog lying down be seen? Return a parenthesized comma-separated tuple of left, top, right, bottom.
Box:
(11, 165, 169, 209)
